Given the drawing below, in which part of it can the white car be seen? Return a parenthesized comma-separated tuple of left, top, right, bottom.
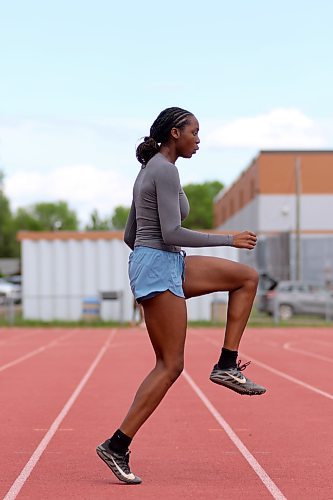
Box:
(0, 278, 21, 304)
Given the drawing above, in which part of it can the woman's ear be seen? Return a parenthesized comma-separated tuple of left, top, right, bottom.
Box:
(170, 127, 181, 140)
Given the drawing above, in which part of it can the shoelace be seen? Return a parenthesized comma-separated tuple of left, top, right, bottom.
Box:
(237, 360, 251, 371)
(115, 450, 131, 473)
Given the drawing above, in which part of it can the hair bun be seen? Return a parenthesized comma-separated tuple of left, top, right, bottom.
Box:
(136, 136, 160, 165)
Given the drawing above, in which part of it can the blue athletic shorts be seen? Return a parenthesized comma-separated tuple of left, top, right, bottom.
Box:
(128, 246, 186, 303)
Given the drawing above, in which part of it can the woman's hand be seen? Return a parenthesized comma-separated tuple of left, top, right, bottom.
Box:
(232, 231, 257, 249)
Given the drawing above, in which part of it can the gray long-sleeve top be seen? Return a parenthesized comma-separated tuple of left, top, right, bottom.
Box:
(124, 152, 233, 252)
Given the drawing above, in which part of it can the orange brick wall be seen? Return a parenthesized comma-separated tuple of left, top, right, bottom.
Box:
(258, 152, 333, 194)
(214, 151, 333, 227)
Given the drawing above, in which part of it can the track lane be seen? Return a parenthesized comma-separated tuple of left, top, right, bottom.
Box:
(16, 328, 281, 500)
(283, 341, 333, 363)
(0, 328, 80, 368)
(3, 330, 116, 500)
(1, 327, 332, 499)
(0, 328, 112, 498)
(0, 328, 46, 347)
(187, 328, 333, 499)
(201, 329, 333, 396)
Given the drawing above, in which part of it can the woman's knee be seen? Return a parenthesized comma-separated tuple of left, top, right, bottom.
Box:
(159, 358, 184, 385)
(244, 267, 259, 290)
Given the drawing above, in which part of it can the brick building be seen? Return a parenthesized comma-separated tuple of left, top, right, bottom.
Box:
(214, 150, 333, 284)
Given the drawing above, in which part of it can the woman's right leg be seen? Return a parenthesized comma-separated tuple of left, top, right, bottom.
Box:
(119, 290, 187, 438)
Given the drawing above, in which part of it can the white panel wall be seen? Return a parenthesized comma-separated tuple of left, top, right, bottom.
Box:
(218, 194, 333, 233)
(67, 239, 83, 320)
(217, 198, 259, 233)
(39, 240, 53, 321)
(22, 237, 238, 322)
(22, 240, 39, 319)
(53, 240, 69, 320)
(259, 194, 333, 231)
(184, 245, 237, 321)
(294, 195, 333, 231)
(82, 239, 97, 296)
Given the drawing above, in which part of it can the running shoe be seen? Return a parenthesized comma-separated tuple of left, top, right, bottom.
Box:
(96, 439, 142, 484)
(209, 360, 266, 395)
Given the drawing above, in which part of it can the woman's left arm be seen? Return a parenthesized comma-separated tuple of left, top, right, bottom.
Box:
(124, 201, 137, 250)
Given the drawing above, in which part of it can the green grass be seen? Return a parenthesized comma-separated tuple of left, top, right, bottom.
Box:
(1, 307, 332, 328)
(0, 315, 127, 328)
(247, 308, 333, 328)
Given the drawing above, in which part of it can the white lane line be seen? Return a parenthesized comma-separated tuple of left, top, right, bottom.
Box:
(3, 329, 116, 500)
(239, 352, 333, 400)
(201, 335, 333, 401)
(283, 342, 333, 364)
(0, 330, 79, 374)
(182, 369, 287, 500)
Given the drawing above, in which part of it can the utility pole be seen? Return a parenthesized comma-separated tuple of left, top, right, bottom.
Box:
(295, 157, 302, 281)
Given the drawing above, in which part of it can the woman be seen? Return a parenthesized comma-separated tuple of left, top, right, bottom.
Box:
(96, 107, 266, 484)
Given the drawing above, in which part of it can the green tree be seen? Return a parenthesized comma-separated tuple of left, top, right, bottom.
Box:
(14, 201, 79, 231)
(111, 205, 130, 229)
(182, 181, 223, 229)
(85, 209, 112, 230)
(0, 171, 17, 257)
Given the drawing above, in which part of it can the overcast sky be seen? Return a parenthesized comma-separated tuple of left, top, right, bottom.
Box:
(1, 0, 332, 226)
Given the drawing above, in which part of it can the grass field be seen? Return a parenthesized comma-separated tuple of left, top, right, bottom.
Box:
(0, 304, 332, 328)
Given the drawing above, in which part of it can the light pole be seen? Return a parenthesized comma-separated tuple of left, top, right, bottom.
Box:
(295, 157, 302, 281)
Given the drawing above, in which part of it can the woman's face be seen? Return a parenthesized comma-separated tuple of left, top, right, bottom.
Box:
(176, 115, 200, 158)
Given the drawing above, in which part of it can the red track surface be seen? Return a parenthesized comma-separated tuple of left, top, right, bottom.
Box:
(0, 326, 332, 499)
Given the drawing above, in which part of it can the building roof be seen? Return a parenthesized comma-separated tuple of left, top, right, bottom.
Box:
(259, 150, 333, 154)
(17, 231, 125, 241)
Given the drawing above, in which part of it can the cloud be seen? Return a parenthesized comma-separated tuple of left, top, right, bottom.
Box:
(2, 109, 332, 226)
(0, 115, 145, 226)
(5, 164, 132, 226)
(0, 115, 146, 172)
(206, 108, 330, 149)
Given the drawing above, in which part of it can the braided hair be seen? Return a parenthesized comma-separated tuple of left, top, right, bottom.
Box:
(136, 107, 193, 165)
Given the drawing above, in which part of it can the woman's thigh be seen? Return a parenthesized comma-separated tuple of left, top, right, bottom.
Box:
(183, 255, 258, 299)
(141, 291, 187, 364)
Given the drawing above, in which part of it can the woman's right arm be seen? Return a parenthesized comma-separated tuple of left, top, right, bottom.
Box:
(124, 200, 137, 250)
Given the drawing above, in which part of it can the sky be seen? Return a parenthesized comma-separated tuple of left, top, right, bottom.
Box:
(1, 0, 332, 226)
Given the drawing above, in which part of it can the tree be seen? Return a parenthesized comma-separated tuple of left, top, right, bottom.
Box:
(14, 201, 79, 231)
(182, 181, 224, 229)
(111, 205, 130, 229)
(0, 170, 18, 257)
(85, 209, 112, 230)
(85, 206, 130, 230)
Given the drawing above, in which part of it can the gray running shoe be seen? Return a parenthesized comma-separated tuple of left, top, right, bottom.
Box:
(210, 360, 266, 396)
(96, 439, 142, 484)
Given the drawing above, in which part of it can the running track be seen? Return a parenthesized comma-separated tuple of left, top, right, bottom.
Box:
(0, 326, 332, 499)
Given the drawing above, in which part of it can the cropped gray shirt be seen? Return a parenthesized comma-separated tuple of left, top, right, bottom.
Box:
(124, 153, 233, 252)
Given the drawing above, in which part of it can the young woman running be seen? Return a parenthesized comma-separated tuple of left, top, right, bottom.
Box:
(96, 107, 266, 484)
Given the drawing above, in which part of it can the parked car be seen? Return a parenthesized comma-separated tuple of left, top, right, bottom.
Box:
(261, 280, 333, 320)
(0, 278, 21, 304)
(5, 275, 22, 286)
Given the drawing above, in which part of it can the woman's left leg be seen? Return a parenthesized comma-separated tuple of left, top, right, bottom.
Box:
(183, 255, 258, 348)
(182, 255, 266, 395)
